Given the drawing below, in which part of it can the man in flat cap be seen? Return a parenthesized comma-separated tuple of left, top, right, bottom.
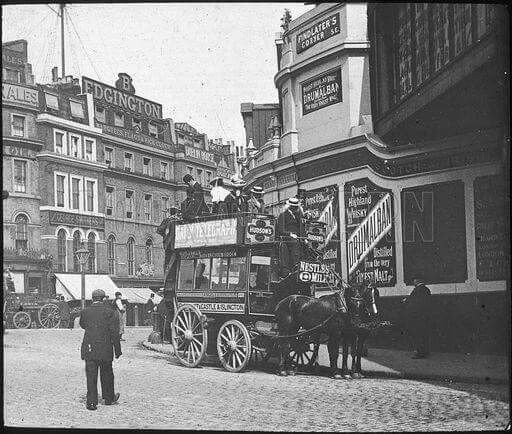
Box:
(401, 278, 432, 359)
(246, 185, 266, 214)
(80, 289, 122, 410)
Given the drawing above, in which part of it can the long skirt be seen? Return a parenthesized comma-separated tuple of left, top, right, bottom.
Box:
(118, 310, 126, 335)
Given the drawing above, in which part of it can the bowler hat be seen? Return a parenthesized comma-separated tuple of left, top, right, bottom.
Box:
(250, 186, 264, 195)
(183, 174, 194, 184)
(287, 197, 300, 207)
(92, 289, 106, 299)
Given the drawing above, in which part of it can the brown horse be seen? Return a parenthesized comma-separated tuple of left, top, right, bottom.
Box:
(274, 282, 380, 379)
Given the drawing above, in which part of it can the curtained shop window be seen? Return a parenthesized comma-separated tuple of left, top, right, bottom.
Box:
(87, 233, 96, 273)
(107, 235, 116, 275)
(57, 229, 67, 272)
(15, 214, 29, 251)
(73, 231, 82, 272)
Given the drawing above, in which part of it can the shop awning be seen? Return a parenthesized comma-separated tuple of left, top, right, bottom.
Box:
(116, 287, 162, 305)
(55, 273, 119, 301)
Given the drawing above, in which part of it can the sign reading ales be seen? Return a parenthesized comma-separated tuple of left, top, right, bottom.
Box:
(302, 68, 342, 115)
(345, 178, 396, 286)
(302, 185, 341, 285)
(296, 13, 340, 54)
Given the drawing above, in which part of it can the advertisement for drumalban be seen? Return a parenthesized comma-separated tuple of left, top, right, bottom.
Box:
(302, 185, 341, 287)
(344, 178, 396, 286)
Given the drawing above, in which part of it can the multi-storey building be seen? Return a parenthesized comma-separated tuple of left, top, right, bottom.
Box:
(2, 40, 50, 295)
(82, 73, 175, 291)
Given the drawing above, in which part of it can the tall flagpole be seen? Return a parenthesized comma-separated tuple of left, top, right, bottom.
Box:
(60, 3, 65, 77)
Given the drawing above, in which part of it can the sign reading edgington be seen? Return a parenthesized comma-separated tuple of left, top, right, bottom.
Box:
(296, 13, 340, 54)
(82, 76, 162, 119)
(175, 218, 238, 248)
(302, 68, 342, 115)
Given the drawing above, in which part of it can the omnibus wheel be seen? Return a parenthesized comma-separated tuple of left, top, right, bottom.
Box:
(171, 304, 207, 368)
(217, 320, 252, 373)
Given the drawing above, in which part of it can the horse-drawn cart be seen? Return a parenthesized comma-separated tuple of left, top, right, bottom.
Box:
(3, 292, 62, 329)
(168, 213, 340, 373)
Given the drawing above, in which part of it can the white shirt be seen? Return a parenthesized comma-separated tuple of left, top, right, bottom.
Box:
(116, 298, 125, 312)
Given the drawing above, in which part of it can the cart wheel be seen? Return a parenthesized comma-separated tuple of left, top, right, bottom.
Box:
(171, 304, 207, 368)
(217, 320, 252, 373)
(13, 311, 31, 329)
(38, 303, 61, 328)
(249, 330, 272, 366)
(289, 340, 318, 371)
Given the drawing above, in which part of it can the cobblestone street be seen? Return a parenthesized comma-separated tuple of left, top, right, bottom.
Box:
(4, 328, 509, 431)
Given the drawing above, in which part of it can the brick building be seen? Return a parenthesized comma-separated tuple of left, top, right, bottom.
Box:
(2, 40, 50, 295)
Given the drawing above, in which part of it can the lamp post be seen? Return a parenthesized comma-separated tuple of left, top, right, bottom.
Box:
(75, 244, 90, 310)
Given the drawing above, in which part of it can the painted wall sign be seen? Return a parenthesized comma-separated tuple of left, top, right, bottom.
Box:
(298, 261, 333, 284)
(474, 175, 508, 281)
(82, 76, 163, 119)
(2, 53, 25, 66)
(345, 178, 396, 286)
(184, 146, 216, 164)
(48, 210, 105, 230)
(178, 301, 245, 314)
(246, 214, 275, 244)
(302, 185, 341, 284)
(5, 146, 33, 158)
(296, 12, 340, 54)
(302, 68, 342, 115)
(179, 248, 238, 259)
(2, 83, 39, 108)
(175, 218, 238, 248)
(102, 125, 173, 152)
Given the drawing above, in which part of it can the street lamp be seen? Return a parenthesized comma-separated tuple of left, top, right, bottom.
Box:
(75, 244, 90, 310)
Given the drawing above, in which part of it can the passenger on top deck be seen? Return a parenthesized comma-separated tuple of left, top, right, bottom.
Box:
(246, 185, 266, 214)
(224, 176, 248, 215)
(181, 174, 210, 221)
(210, 177, 231, 216)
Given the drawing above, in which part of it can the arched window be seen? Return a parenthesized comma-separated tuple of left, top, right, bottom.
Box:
(145, 238, 153, 264)
(127, 237, 135, 275)
(15, 214, 29, 251)
(57, 229, 67, 271)
(87, 232, 96, 273)
(107, 235, 116, 275)
(72, 231, 82, 272)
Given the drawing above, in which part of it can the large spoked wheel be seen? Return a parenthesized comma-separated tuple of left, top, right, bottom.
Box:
(38, 303, 61, 328)
(289, 340, 318, 371)
(13, 311, 31, 329)
(217, 320, 252, 373)
(171, 304, 207, 368)
(249, 330, 273, 366)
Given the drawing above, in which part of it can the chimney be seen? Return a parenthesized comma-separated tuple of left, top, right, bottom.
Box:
(51, 67, 59, 83)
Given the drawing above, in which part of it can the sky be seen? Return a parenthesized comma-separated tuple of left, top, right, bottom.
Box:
(2, 3, 314, 147)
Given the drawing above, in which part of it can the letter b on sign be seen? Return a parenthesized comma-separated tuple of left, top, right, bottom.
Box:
(115, 73, 135, 94)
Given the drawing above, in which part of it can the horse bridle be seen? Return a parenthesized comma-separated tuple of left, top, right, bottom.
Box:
(349, 285, 378, 316)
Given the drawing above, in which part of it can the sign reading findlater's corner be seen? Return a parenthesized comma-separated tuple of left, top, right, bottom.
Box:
(302, 68, 342, 115)
(296, 13, 340, 54)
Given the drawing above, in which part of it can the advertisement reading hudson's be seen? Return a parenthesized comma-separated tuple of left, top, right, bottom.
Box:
(344, 178, 396, 286)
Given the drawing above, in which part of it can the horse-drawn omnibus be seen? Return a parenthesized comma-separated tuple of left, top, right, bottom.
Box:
(167, 212, 353, 373)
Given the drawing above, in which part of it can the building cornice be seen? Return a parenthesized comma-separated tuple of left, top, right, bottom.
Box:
(2, 136, 44, 150)
(36, 113, 103, 137)
(40, 206, 106, 218)
(37, 151, 107, 170)
(1, 100, 40, 112)
(275, 41, 369, 87)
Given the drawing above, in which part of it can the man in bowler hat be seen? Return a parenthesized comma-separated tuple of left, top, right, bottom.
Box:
(401, 278, 432, 358)
(80, 289, 122, 410)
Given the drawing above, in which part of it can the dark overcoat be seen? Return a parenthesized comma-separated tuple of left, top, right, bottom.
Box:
(276, 208, 305, 238)
(80, 303, 122, 361)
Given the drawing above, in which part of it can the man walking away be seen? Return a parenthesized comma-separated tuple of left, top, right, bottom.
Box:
(58, 295, 71, 328)
(115, 292, 126, 341)
(401, 278, 432, 359)
(145, 293, 156, 324)
(80, 289, 121, 410)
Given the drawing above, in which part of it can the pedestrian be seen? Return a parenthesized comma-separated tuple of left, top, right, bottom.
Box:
(114, 292, 126, 341)
(57, 295, 71, 328)
(145, 293, 156, 323)
(401, 278, 432, 359)
(80, 289, 121, 411)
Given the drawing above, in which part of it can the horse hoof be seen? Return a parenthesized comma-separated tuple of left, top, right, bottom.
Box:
(333, 373, 343, 380)
(278, 370, 288, 377)
(343, 374, 352, 380)
(351, 372, 361, 379)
